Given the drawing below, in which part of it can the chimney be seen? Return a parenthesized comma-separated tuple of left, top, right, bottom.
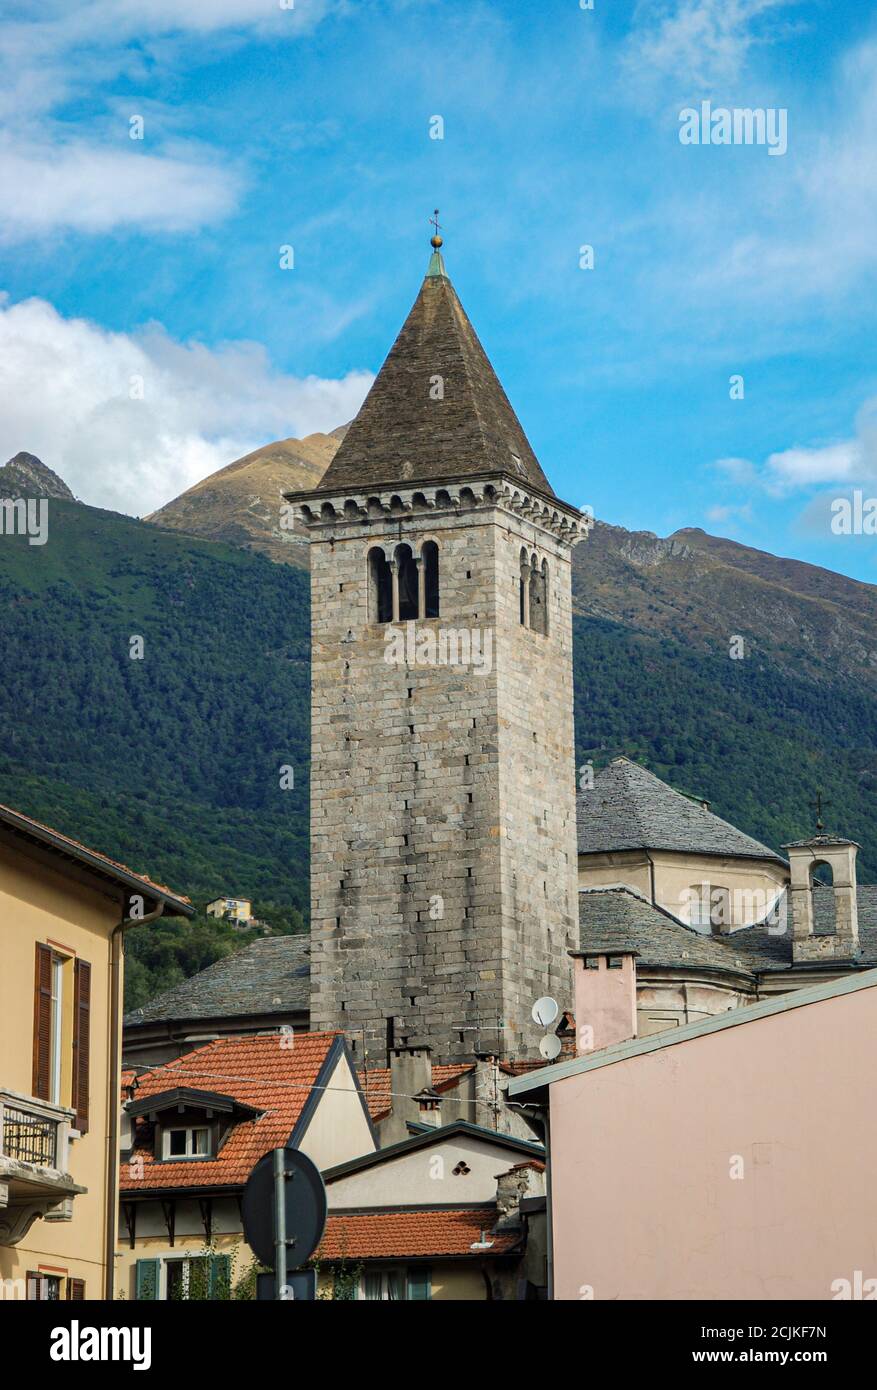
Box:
(493, 1160, 546, 1234)
(379, 1046, 433, 1144)
(570, 949, 637, 1054)
(783, 835, 860, 964)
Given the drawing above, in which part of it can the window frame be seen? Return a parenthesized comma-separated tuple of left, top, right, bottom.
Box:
(161, 1124, 212, 1160)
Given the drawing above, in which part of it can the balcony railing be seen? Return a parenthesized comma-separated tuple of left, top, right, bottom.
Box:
(0, 1089, 85, 1247)
(0, 1088, 71, 1171)
(2, 1107, 57, 1165)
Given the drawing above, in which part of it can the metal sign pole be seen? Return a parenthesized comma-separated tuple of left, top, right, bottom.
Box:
(273, 1147, 287, 1300)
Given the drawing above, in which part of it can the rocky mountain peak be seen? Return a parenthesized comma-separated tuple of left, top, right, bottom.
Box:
(0, 452, 75, 501)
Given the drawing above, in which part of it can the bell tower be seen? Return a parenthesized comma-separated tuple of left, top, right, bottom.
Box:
(785, 833, 861, 965)
(289, 233, 585, 1063)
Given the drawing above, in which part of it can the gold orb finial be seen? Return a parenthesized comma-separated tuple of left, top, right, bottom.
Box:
(429, 208, 443, 249)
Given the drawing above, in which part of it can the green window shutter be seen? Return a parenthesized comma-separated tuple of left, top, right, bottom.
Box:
(209, 1254, 231, 1300)
(406, 1266, 431, 1301)
(135, 1259, 159, 1301)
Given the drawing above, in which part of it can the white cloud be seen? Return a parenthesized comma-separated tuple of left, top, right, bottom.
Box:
(764, 440, 865, 492)
(0, 294, 372, 515)
(0, 0, 339, 237)
(0, 137, 238, 240)
(711, 397, 877, 500)
(622, 0, 794, 91)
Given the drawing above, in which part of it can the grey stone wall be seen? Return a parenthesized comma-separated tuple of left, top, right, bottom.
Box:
(301, 482, 583, 1064)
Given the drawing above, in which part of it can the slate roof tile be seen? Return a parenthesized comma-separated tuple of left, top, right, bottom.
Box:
(578, 883, 877, 974)
(301, 259, 555, 498)
(577, 758, 786, 863)
(124, 934, 310, 1027)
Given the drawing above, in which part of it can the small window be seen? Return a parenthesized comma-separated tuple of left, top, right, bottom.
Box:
(163, 1126, 211, 1159)
(368, 547, 393, 623)
(27, 1272, 62, 1301)
(520, 550, 549, 633)
(395, 544, 419, 621)
(422, 540, 439, 618)
(529, 556, 548, 636)
(688, 883, 731, 933)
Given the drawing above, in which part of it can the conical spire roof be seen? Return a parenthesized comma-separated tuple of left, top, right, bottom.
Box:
(316, 252, 555, 497)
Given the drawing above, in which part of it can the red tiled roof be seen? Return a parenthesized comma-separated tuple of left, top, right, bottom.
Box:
(499, 1060, 546, 1077)
(0, 800, 191, 908)
(316, 1207, 520, 1261)
(495, 1158, 546, 1177)
(358, 1063, 475, 1122)
(120, 1032, 342, 1191)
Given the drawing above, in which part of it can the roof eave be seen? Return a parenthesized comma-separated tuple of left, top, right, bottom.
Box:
(0, 806, 193, 916)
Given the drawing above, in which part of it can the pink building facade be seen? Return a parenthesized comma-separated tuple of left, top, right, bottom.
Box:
(510, 969, 877, 1301)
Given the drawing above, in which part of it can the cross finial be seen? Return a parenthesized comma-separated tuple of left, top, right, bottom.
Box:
(809, 791, 828, 834)
(429, 208, 443, 249)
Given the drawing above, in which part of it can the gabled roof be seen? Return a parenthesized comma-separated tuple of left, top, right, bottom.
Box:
(120, 1032, 364, 1192)
(124, 934, 309, 1027)
(316, 1206, 521, 1261)
(0, 800, 191, 915)
(359, 1062, 475, 1122)
(303, 253, 555, 498)
(577, 758, 786, 865)
(322, 1120, 544, 1184)
(125, 1087, 261, 1122)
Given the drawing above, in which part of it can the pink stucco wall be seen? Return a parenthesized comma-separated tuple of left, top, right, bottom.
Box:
(550, 980, 877, 1300)
(574, 952, 637, 1052)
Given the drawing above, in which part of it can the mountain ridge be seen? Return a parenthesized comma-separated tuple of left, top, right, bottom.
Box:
(2, 449, 876, 1007)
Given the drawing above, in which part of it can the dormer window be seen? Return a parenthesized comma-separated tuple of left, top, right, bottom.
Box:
(125, 1086, 262, 1166)
(163, 1126, 211, 1160)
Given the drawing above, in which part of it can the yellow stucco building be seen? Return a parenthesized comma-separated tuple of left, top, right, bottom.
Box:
(0, 802, 191, 1300)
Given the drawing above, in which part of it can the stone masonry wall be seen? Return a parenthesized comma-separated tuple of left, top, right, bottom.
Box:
(307, 497, 579, 1064)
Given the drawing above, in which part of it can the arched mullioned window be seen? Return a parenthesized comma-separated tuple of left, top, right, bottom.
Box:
(395, 544, 419, 621)
(368, 547, 393, 623)
(520, 549, 549, 634)
(368, 539, 441, 623)
(422, 540, 439, 618)
(527, 554, 549, 635)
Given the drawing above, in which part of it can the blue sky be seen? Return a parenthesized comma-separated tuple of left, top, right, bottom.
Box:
(1, 0, 876, 581)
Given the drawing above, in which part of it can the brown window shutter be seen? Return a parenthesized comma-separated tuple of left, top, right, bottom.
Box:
(67, 1278, 86, 1301)
(72, 959, 91, 1133)
(33, 944, 53, 1100)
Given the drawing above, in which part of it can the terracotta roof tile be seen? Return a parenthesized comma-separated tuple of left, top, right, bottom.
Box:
(0, 800, 191, 908)
(120, 1032, 341, 1191)
(358, 1062, 475, 1122)
(316, 1207, 520, 1261)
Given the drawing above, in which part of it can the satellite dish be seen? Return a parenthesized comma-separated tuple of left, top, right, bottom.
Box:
(532, 996, 559, 1028)
(539, 1033, 562, 1061)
